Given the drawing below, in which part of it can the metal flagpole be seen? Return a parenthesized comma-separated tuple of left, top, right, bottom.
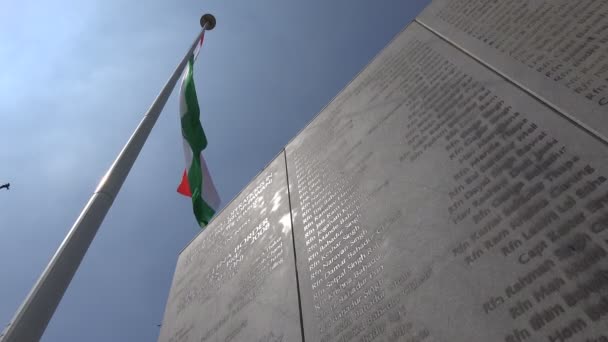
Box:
(0, 14, 217, 342)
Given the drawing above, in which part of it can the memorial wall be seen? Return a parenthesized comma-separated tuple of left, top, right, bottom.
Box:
(158, 155, 302, 342)
(160, 1, 608, 341)
(418, 0, 608, 140)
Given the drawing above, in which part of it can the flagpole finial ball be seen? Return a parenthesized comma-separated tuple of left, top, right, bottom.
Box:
(200, 14, 216, 30)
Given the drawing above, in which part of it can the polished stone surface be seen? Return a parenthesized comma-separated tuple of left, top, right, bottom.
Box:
(418, 0, 608, 142)
(158, 154, 301, 342)
(161, 4, 608, 341)
(285, 22, 608, 342)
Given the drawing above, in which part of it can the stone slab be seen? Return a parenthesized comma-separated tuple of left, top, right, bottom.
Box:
(158, 153, 302, 342)
(286, 22, 608, 342)
(417, 0, 608, 142)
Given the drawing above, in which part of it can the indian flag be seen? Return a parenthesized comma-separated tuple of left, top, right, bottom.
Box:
(176, 31, 220, 227)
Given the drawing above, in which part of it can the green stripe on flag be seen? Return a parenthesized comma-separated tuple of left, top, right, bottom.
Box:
(181, 58, 208, 151)
(188, 157, 215, 226)
(181, 57, 215, 226)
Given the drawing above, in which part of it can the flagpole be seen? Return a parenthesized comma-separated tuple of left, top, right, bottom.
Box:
(0, 14, 216, 342)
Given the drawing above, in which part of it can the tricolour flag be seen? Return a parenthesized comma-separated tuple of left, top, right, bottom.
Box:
(176, 31, 220, 227)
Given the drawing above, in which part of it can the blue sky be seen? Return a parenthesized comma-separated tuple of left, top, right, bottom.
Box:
(0, 0, 430, 340)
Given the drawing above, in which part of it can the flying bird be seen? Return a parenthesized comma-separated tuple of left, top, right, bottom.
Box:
(0, 183, 9, 191)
